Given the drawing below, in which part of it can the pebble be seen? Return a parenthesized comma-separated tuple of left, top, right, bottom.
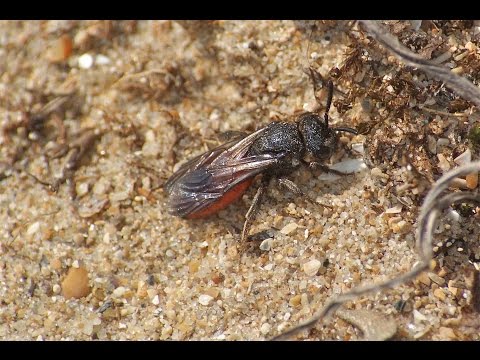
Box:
(95, 54, 111, 65)
(61, 266, 91, 299)
(78, 53, 94, 69)
(447, 280, 459, 296)
(289, 294, 302, 307)
(438, 327, 457, 340)
(47, 34, 73, 63)
(27, 222, 40, 236)
(52, 284, 61, 294)
(413, 309, 427, 323)
(466, 172, 478, 189)
(76, 182, 90, 197)
(112, 286, 126, 298)
(280, 223, 298, 235)
(78, 198, 109, 218)
(351, 143, 364, 154)
(198, 294, 213, 306)
(260, 323, 271, 335)
(259, 238, 273, 251)
(427, 135, 437, 154)
(453, 148, 471, 165)
(428, 273, 446, 286)
(152, 295, 160, 305)
(433, 288, 446, 301)
(385, 205, 402, 214)
(437, 154, 451, 173)
(417, 272, 431, 286)
(303, 259, 321, 276)
(50, 258, 62, 271)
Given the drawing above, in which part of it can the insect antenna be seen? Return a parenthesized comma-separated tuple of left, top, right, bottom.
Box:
(324, 79, 333, 128)
(334, 126, 358, 135)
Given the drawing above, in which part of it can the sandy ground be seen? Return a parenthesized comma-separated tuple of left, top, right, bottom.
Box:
(1, 20, 479, 340)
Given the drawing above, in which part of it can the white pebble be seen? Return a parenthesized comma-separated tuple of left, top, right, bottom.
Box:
(447, 209, 461, 222)
(152, 295, 160, 305)
(95, 54, 111, 65)
(259, 238, 272, 251)
(413, 310, 427, 323)
(303, 259, 321, 276)
(351, 143, 364, 154)
(27, 221, 40, 235)
(453, 148, 471, 166)
(52, 284, 61, 294)
(280, 222, 298, 235)
(78, 53, 94, 69)
(199, 294, 213, 306)
(113, 286, 126, 298)
(264, 263, 274, 271)
(260, 323, 271, 335)
(318, 159, 367, 181)
(385, 205, 402, 214)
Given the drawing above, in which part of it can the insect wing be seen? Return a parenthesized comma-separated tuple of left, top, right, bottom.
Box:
(166, 127, 283, 217)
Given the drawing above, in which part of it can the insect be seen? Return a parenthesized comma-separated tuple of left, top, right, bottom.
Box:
(165, 69, 357, 242)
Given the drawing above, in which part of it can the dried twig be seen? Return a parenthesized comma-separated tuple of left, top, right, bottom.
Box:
(358, 20, 480, 109)
(274, 160, 480, 340)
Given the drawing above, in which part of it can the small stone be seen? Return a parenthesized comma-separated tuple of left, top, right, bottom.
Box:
(447, 280, 459, 296)
(78, 53, 94, 69)
(95, 54, 110, 65)
(188, 260, 200, 274)
(198, 294, 213, 306)
(112, 286, 126, 298)
(136, 281, 147, 298)
(428, 273, 446, 286)
(73, 233, 85, 247)
(453, 148, 471, 166)
(466, 172, 478, 189)
(52, 284, 61, 294)
(280, 222, 298, 235)
(352, 143, 364, 154)
(152, 295, 160, 305)
(413, 309, 427, 324)
(438, 327, 457, 340)
(27, 222, 40, 236)
(259, 238, 273, 251)
(427, 135, 437, 154)
(436, 138, 450, 148)
(260, 323, 271, 335)
(303, 259, 321, 276)
(47, 34, 73, 63)
(76, 182, 90, 197)
(61, 266, 91, 299)
(417, 272, 431, 286)
(78, 198, 109, 218)
(433, 288, 446, 301)
(385, 205, 402, 214)
(289, 294, 302, 307)
(437, 154, 451, 173)
(50, 258, 62, 271)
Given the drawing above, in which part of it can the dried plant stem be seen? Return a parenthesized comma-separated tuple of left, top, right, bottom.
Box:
(358, 20, 480, 109)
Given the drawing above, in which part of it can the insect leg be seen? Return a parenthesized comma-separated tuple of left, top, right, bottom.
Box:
(241, 178, 269, 242)
(277, 178, 304, 196)
(278, 177, 332, 209)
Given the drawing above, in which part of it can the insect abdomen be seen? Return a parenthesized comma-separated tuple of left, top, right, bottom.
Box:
(186, 177, 255, 219)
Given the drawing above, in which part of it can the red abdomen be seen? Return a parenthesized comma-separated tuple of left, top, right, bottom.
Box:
(186, 178, 255, 219)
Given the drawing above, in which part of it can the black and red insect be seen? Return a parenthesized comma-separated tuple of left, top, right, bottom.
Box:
(165, 71, 357, 241)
